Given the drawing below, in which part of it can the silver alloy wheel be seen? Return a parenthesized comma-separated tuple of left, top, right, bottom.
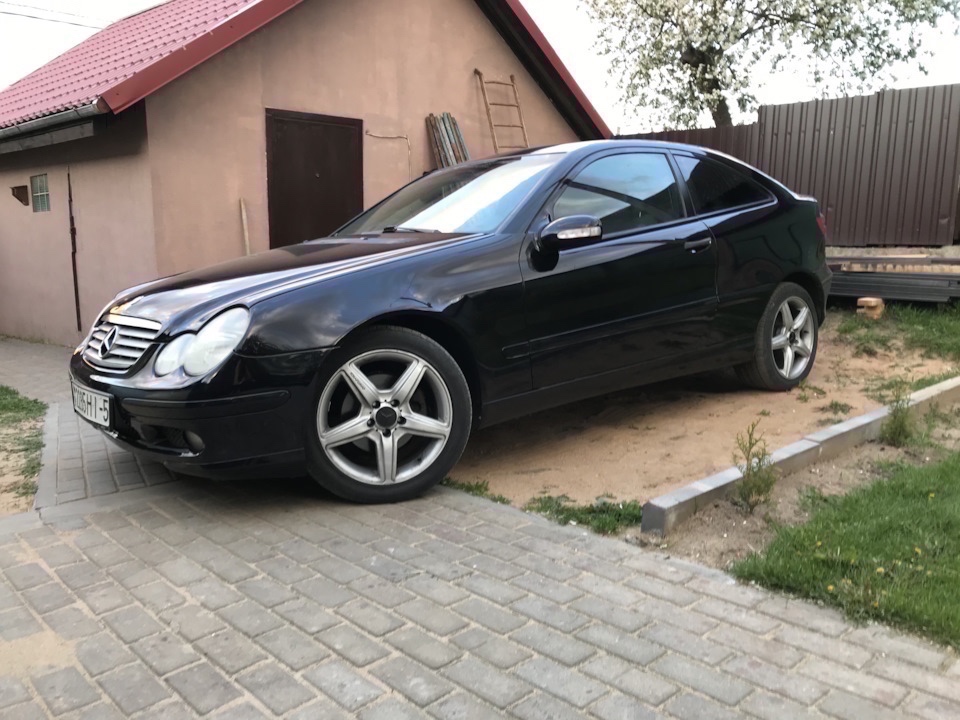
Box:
(771, 296, 815, 380)
(316, 349, 453, 486)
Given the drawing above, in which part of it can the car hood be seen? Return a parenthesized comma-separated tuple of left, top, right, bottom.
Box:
(108, 233, 472, 333)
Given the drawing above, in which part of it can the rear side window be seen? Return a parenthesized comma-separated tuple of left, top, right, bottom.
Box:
(675, 156, 772, 215)
(553, 153, 682, 235)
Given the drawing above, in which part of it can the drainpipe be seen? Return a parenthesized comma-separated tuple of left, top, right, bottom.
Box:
(67, 169, 82, 332)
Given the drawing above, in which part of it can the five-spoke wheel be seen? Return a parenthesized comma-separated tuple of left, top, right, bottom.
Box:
(307, 327, 471, 502)
(771, 297, 816, 381)
(737, 282, 819, 391)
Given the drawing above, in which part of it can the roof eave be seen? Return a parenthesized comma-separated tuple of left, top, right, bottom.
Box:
(0, 98, 109, 140)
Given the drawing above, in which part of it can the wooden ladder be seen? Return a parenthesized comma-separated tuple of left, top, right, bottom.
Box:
(475, 69, 530, 154)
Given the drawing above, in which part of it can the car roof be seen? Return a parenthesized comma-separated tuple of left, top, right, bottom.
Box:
(478, 139, 794, 199)
(495, 138, 719, 159)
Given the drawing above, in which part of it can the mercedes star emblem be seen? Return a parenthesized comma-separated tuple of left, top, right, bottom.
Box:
(99, 327, 119, 359)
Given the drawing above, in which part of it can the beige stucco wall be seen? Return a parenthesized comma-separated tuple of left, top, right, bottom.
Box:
(146, 0, 578, 276)
(0, 106, 157, 346)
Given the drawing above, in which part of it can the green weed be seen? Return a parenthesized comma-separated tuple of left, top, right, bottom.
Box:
(796, 382, 826, 403)
(3, 479, 37, 498)
(879, 380, 914, 448)
(819, 401, 852, 416)
(524, 495, 643, 535)
(733, 420, 778, 513)
(911, 372, 960, 392)
(441, 478, 510, 505)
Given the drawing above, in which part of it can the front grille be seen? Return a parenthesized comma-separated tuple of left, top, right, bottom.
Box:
(83, 314, 162, 373)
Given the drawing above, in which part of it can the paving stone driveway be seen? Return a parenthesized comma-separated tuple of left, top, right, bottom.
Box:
(1, 338, 958, 719)
(1, 339, 175, 507)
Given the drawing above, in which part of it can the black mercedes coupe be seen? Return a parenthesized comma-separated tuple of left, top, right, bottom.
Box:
(70, 140, 831, 502)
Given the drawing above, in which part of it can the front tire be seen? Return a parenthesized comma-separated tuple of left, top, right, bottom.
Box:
(737, 282, 819, 391)
(306, 326, 472, 503)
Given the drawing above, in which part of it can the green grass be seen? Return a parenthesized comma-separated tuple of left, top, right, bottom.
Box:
(0, 385, 46, 481)
(524, 495, 643, 535)
(835, 304, 960, 362)
(836, 313, 895, 357)
(441, 478, 510, 505)
(894, 305, 960, 360)
(734, 452, 960, 647)
(0, 385, 45, 424)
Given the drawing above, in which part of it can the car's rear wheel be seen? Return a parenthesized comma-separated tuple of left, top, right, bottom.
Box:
(306, 326, 472, 503)
(737, 282, 819, 391)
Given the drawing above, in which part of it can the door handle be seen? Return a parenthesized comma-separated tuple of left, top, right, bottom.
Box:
(684, 238, 712, 253)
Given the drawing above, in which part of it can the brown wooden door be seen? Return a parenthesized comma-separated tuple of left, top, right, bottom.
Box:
(266, 109, 363, 248)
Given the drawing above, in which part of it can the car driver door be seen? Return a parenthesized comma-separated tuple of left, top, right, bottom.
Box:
(520, 150, 720, 390)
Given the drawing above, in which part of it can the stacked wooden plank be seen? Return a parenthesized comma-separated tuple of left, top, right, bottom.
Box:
(833, 256, 960, 275)
(427, 113, 470, 168)
(828, 255, 960, 303)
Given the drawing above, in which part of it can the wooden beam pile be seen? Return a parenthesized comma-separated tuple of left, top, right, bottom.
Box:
(427, 113, 470, 169)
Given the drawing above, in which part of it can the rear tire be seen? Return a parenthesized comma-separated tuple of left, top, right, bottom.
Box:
(736, 282, 819, 391)
(305, 326, 472, 503)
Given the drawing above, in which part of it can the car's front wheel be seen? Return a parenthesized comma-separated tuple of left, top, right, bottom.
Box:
(737, 282, 819, 391)
(306, 326, 472, 503)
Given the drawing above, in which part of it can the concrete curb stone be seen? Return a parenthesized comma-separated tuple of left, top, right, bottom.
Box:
(641, 375, 960, 535)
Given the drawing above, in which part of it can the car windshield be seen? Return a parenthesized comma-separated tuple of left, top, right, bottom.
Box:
(336, 154, 562, 236)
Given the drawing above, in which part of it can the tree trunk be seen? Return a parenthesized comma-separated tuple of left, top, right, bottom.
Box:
(681, 44, 733, 128)
(711, 96, 733, 127)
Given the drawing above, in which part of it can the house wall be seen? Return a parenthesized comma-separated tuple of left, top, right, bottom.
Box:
(145, 0, 578, 276)
(0, 106, 156, 346)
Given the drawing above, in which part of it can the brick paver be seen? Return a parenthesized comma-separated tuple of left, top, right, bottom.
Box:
(2, 337, 959, 718)
(0, 338, 174, 507)
(1, 481, 958, 718)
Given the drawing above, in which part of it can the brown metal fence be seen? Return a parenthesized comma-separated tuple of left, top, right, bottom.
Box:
(624, 84, 960, 247)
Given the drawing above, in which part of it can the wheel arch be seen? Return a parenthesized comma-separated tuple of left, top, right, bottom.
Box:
(782, 271, 826, 322)
(337, 311, 483, 424)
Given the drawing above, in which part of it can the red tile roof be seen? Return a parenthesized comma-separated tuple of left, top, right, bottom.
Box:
(0, 0, 303, 129)
(0, 0, 610, 139)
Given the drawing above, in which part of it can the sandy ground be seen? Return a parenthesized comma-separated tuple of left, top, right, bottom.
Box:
(652, 419, 960, 571)
(453, 313, 956, 506)
(0, 420, 40, 518)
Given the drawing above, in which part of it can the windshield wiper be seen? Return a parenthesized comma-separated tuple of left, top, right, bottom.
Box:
(381, 226, 440, 234)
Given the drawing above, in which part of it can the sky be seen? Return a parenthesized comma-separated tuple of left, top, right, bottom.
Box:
(1, 0, 959, 133)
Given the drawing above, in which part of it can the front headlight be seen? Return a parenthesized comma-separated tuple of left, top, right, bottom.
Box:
(153, 307, 250, 378)
(183, 308, 251, 376)
(154, 334, 194, 376)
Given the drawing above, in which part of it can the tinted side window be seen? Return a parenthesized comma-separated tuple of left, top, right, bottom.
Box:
(676, 156, 772, 215)
(553, 153, 682, 235)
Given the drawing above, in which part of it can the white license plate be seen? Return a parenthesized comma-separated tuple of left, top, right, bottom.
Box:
(72, 382, 111, 428)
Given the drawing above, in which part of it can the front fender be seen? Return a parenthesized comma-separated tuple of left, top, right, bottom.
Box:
(239, 234, 524, 356)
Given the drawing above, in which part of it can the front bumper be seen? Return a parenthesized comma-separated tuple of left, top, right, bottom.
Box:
(68, 348, 329, 479)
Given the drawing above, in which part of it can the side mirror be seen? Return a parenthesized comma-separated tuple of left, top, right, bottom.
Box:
(537, 215, 602, 252)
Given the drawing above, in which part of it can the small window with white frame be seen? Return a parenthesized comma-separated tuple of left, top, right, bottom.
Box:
(30, 174, 50, 212)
